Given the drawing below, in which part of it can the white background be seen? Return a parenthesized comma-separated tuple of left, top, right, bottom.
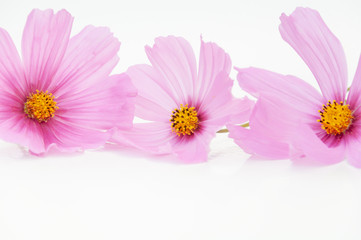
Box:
(0, 0, 361, 239)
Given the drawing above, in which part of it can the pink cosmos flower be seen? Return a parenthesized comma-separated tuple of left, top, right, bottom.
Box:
(228, 7, 361, 167)
(0, 9, 136, 154)
(112, 36, 253, 163)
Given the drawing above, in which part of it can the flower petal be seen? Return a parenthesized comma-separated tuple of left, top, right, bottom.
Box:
(113, 121, 212, 163)
(279, 7, 348, 102)
(236, 67, 323, 115)
(196, 39, 231, 105)
(205, 97, 254, 127)
(345, 122, 361, 168)
(56, 73, 136, 131)
(291, 124, 345, 165)
(112, 122, 174, 154)
(171, 132, 212, 163)
(0, 28, 26, 97)
(145, 36, 197, 104)
(228, 124, 290, 159)
(50, 25, 120, 96)
(228, 95, 293, 159)
(127, 64, 178, 122)
(198, 64, 254, 128)
(0, 115, 45, 154)
(198, 70, 232, 113)
(41, 118, 111, 152)
(22, 9, 73, 91)
(347, 54, 361, 115)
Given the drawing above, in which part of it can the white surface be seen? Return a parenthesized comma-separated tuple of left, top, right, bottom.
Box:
(0, 0, 361, 239)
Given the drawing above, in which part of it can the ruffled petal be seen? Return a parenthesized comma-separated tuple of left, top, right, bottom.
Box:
(198, 63, 254, 129)
(0, 115, 45, 154)
(112, 121, 212, 163)
(279, 7, 348, 102)
(145, 36, 197, 104)
(236, 68, 323, 115)
(291, 124, 346, 165)
(347, 54, 361, 115)
(0, 28, 26, 97)
(196, 39, 231, 105)
(204, 97, 254, 128)
(170, 132, 212, 163)
(56, 73, 136, 131)
(345, 122, 361, 167)
(127, 64, 178, 122)
(112, 122, 174, 154)
(236, 67, 323, 116)
(198, 71, 232, 113)
(228, 124, 290, 159)
(195, 41, 249, 129)
(22, 9, 73, 91)
(41, 118, 111, 152)
(0, 89, 23, 120)
(228, 95, 295, 159)
(50, 26, 120, 96)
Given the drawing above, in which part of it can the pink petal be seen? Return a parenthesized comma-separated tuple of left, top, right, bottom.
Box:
(56, 73, 136, 131)
(236, 67, 323, 116)
(22, 9, 73, 91)
(170, 132, 212, 163)
(0, 115, 45, 154)
(233, 68, 335, 161)
(347, 54, 361, 115)
(0, 28, 26, 97)
(127, 64, 178, 122)
(228, 95, 295, 159)
(228, 124, 290, 159)
(0, 89, 24, 121)
(112, 122, 174, 154)
(113, 122, 212, 163)
(205, 97, 254, 127)
(291, 125, 345, 165)
(41, 118, 112, 152)
(194, 40, 252, 133)
(51, 25, 120, 96)
(345, 122, 361, 168)
(196, 38, 232, 105)
(198, 71, 233, 114)
(198, 65, 254, 129)
(279, 7, 348, 102)
(227, 98, 255, 125)
(145, 36, 197, 104)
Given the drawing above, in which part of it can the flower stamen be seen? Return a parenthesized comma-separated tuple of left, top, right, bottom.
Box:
(170, 104, 199, 136)
(24, 90, 58, 123)
(318, 100, 353, 135)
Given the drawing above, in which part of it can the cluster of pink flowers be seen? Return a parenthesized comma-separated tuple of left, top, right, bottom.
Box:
(0, 8, 360, 167)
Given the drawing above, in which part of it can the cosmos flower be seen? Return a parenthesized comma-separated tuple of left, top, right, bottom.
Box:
(228, 7, 361, 167)
(112, 36, 253, 163)
(0, 9, 136, 154)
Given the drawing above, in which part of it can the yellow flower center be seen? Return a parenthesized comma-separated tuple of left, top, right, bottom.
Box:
(170, 104, 199, 136)
(318, 100, 353, 135)
(24, 90, 59, 123)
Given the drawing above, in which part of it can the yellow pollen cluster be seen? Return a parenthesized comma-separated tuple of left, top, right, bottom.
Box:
(318, 100, 353, 135)
(24, 90, 59, 123)
(170, 104, 199, 136)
